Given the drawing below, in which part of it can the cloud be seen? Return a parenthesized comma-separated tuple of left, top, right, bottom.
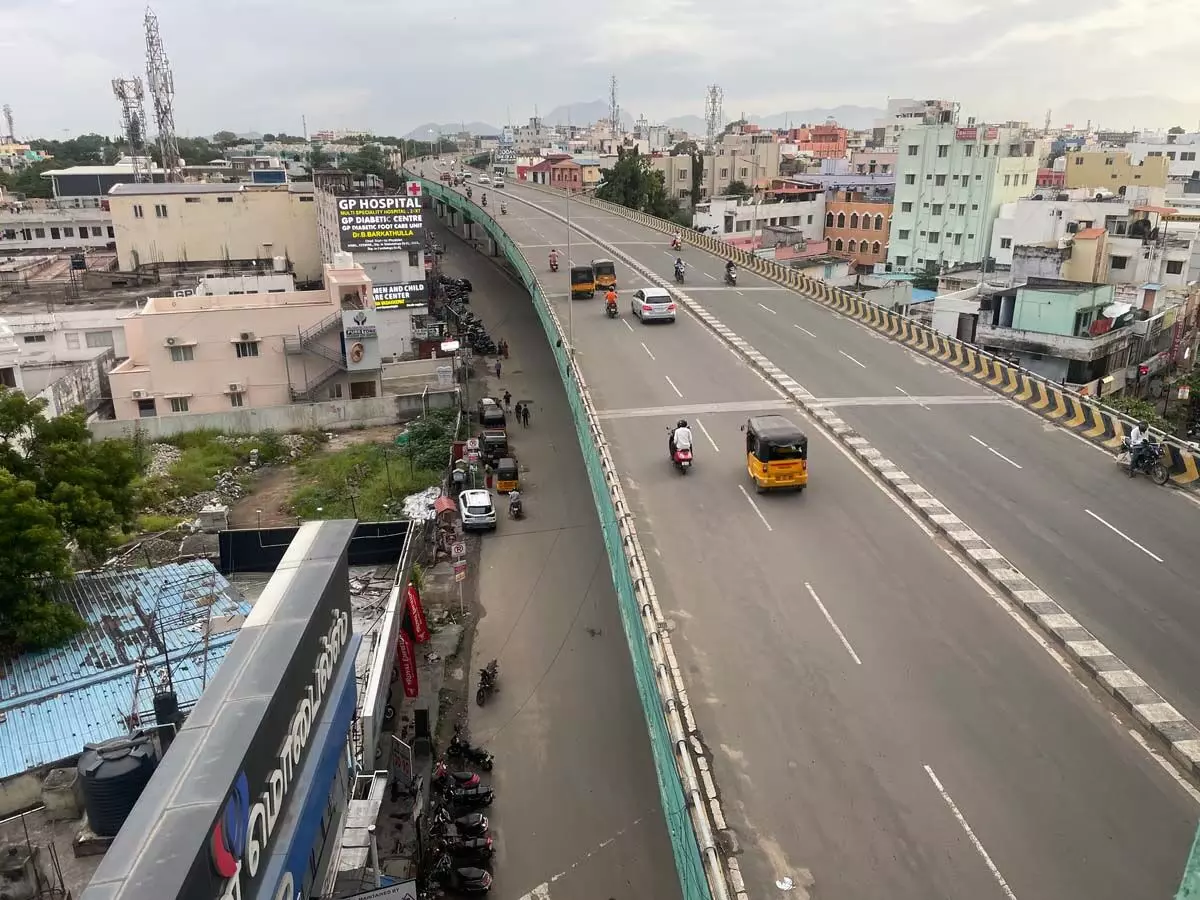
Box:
(3, 0, 1199, 139)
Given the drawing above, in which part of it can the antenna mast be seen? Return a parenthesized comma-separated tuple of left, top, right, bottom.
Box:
(145, 7, 182, 181)
(609, 73, 620, 139)
(1, 105, 13, 143)
(112, 77, 151, 183)
(704, 84, 724, 150)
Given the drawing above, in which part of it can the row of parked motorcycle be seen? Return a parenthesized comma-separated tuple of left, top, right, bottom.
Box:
(425, 714, 500, 894)
(432, 275, 498, 355)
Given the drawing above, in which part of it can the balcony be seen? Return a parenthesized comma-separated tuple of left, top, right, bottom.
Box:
(975, 321, 1134, 361)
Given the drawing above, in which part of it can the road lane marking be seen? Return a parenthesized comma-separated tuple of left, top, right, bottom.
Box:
(664, 375, 684, 398)
(757, 302, 777, 314)
(804, 582, 862, 665)
(595, 399, 791, 419)
(924, 765, 1019, 900)
(641, 341, 656, 360)
(622, 318, 634, 332)
(737, 484, 773, 531)
(794, 324, 817, 337)
(704, 271, 717, 280)
(696, 418, 720, 452)
(839, 350, 867, 369)
(1084, 509, 1163, 563)
(969, 435, 1023, 470)
(895, 385, 929, 410)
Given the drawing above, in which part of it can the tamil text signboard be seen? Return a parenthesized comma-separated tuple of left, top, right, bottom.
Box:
(337, 196, 424, 252)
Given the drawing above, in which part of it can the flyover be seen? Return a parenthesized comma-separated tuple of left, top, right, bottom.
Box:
(415, 162, 1200, 900)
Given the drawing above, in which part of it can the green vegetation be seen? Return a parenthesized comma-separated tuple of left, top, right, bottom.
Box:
(1105, 396, 1167, 431)
(594, 147, 678, 219)
(291, 409, 461, 520)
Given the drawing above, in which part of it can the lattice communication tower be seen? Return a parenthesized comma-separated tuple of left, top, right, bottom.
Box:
(1, 105, 13, 142)
(112, 77, 151, 183)
(609, 74, 620, 138)
(145, 7, 182, 181)
(704, 85, 724, 150)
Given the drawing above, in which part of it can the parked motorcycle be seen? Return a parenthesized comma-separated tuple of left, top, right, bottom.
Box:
(442, 784, 495, 809)
(476, 659, 499, 707)
(434, 759, 481, 791)
(430, 805, 490, 837)
(429, 854, 493, 894)
(448, 729, 494, 771)
(434, 834, 495, 865)
(1117, 438, 1170, 485)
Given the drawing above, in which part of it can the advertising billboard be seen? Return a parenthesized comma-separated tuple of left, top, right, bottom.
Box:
(337, 196, 424, 253)
(342, 309, 381, 371)
(373, 281, 428, 309)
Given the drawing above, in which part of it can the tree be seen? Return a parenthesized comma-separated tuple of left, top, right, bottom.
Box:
(0, 391, 140, 564)
(212, 130, 239, 144)
(0, 470, 80, 654)
(725, 179, 750, 198)
(308, 144, 333, 169)
(594, 147, 678, 219)
(1, 159, 57, 198)
(262, 133, 276, 142)
(342, 143, 401, 189)
(1168, 126, 1185, 135)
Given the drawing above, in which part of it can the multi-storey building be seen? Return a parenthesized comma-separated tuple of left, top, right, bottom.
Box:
(824, 190, 893, 268)
(0, 205, 114, 251)
(871, 99, 957, 148)
(887, 123, 1043, 273)
(692, 180, 825, 245)
(1063, 150, 1168, 190)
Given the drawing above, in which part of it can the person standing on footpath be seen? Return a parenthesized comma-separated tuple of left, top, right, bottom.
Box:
(514, 402, 524, 426)
(521, 404, 530, 428)
(494, 359, 502, 379)
(503, 390, 512, 412)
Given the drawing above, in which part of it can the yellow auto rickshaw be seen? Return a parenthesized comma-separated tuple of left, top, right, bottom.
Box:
(592, 258, 617, 292)
(742, 415, 808, 493)
(494, 457, 519, 493)
(570, 265, 595, 299)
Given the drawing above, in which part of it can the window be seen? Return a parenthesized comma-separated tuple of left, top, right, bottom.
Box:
(849, 213, 859, 229)
(23, 334, 46, 344)
(896, 256, 908, 266)
(964, 145, 973, 157)
(137, 398, 157, 418)
(983, 145, 990, 157)
(235, 340, 260, 358)
(735, 220, 749, 232)
(738, 168, 748, 177)
(185, 197, 202, 204)
(133, 204, 144, 219)
(218, 196, 234, 203)
(85, 330, 115, 348)
(1182, 152, 1197, 162)
(928, 231, 940, 243)
(961, 175, 970, 186)
(806, 215, 813, 225)
(1166, 260, 1184, 275)
(154, 204, 168, 218)
(958, 204, 967, 214)
(834, 238, 844, 251)
(65, 332, 81, 349)
(91, 226, 102, 237)
(0, 367, 16, 389)
(1074, 156, 1083, 165)
(935, 175, 946, 186)
(229, 392, 245, 408)
(169, 397, 190, 413)
(848, 239, 858, 252)
(825, 212, 834, 227)
(1000, 237, 1012, 249)
(836, 212, 846, 228)
(1111, 255, 1129, 270)
(299, 195, 314, 202)
(408, 250, 419, 266)
(63, 227, 74, 237)
(937, 144, 949, 158)
(904, 174, 916, 185)
(107, 226, 114, 238)
(678, 170, 688, 180)
(967, 234, 975, 240)
(1004, 175, 1011, 186)
(932, 204, 944, 215)
(872, 241, 881, 254)
(971, 204, 979, 210)
(907, 145, 918, 156)
(1021, 173, 1029, 185)
(874, 215, 884, 230)
(1105, 157, 1114, 166)
(719, 168, 728, 178)
(901, 202, 913, 212)
(34, 228, 45, 239)
(169, 345, 194, 362)
(899, 229, 911, 240)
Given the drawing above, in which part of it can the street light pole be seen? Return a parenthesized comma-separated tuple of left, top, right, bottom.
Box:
(566, 187, 574, 359)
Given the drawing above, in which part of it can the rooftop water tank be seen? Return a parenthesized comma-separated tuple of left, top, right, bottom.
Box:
(77, 734, 158, 838)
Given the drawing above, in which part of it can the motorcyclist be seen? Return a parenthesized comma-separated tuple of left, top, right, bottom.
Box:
(549, 249, 559, 270)
(725, 260, 737, 282)
(1128, 420, 1152, 476)
(674, 258, 685, 280)
(669, 419, 694, 458)
(508, 489, 522, 517)
(671, 231, 682, 250)
(605, 287, 618, 313)
(481, 193, 488, 207)
(500, 201, 507, 214)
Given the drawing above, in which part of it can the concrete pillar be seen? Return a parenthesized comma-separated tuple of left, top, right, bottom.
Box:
(447, 208, 457, 228)
(461, 222, 473, 241)
(486, 236, 499, 257)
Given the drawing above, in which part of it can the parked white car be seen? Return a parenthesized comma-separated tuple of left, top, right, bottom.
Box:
(459, 489, 497, 531)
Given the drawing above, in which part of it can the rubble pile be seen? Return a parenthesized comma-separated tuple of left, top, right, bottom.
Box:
(145, 443, 182, 477)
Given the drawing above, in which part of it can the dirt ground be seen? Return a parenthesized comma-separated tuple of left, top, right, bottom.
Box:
(227, 425, 402, 528)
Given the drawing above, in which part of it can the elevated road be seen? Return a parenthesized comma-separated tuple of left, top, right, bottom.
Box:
(426, 163, 1200, 900)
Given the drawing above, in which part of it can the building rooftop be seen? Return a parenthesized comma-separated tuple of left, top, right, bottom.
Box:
(41, 165, 165, 178)
(108, 181, 313, 196)
(1075, 227, 1106, 239)
(0, 560, 249, 782)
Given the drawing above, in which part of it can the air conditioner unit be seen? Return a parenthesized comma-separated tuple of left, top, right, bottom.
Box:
(131, 389, 148, 399)
(227, 383, 244, 393)
(239, 332, 256, 342)
(165, 336, 177, 345)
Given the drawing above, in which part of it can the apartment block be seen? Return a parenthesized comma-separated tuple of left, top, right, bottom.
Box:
(1063, 150, 1168, 190)
(0, 206, 113, 251)
(824, 190, 893, 268)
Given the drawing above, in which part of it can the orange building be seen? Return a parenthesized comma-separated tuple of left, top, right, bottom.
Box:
(788, 124, 848, 159)
(823, 190, 893, 268)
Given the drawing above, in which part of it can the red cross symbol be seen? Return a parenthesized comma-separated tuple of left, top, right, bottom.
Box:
(407, 182, 422, 196)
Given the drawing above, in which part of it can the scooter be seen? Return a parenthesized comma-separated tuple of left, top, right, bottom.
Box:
(443, 784, 495, 809)
(434, 759, 481, 791)
(668, 429, 693, 474)
(725, 267, 738, 286)
(674, 267, 685, 285)
(434, 834, 495, 865)
(429, 854, 493, 894)
(430, 805, 490, 837)
(448, 729, 495, 771)
(671, 237, 682, 251)
(500, 203, 507, 215)
(508, 495, 524, 519)
(606, 301, 619, 319)
(476, 659, 499, 706)
(549, 257, 559, 273)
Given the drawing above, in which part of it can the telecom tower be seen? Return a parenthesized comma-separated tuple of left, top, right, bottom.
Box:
(609, 74, 620, 138)
(145, 7, 182, 181)
(704, 85, 724, 150)
(112, 77, 151, 183)
(1, 105, 13, 142)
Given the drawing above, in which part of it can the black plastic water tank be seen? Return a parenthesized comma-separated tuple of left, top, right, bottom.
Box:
(77, 734, 158, 837)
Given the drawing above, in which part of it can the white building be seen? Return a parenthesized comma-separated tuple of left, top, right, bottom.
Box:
(1124, 133, 1200, 181)
(0, 305, 134, 361)
(0, 206, 114, 251)
(888, 123, 1043, 273)
(692, 186, 825, 242)
(872, 99, 958, 148)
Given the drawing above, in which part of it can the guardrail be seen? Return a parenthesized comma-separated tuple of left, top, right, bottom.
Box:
(507, 179, 1200, 490)
(417, 175, 732, 900)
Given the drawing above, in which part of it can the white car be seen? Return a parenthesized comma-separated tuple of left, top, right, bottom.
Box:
(460, 171, 472, 181)
(493, 177, 506, 189)
(478, 175, 492, 186)
(459, 489, 497, 531)
(631, 287, 677, 323)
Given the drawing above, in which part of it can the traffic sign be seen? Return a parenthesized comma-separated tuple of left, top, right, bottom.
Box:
(454, 560, 467, 582)
(465, 438, 480, 451)
(466, 450, 481, 463)
(451, 541, 466, 559)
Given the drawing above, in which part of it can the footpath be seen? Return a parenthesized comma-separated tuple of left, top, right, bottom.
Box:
(418, 216, 683, 900)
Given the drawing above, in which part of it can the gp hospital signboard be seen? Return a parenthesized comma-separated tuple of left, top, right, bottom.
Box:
(337, 196, 424, 252)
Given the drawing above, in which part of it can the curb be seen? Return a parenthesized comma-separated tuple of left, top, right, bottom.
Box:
(512, 182, 1200, 491)
(494, 184, 1200, 788)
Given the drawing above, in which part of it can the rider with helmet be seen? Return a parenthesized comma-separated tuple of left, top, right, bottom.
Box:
(605, 287, 618, 314)
(669, 419, 694, 458)
(1129, 419, 1152, 476)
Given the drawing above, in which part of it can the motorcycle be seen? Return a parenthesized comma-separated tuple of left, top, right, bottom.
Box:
(431, 805, 490, 837)
(442, 784, 495, 809)
(429, 854, 493, 894)
(668, 429, 693, 474)
(434, 834, 495, 865)
(476, 659, 499, 707)
(549, 257, 559, 273)
(448, 729, 494, 771)
(500, 204, 507, 215)
(481, 195, 488, 208)
(1117, 438, 1170, 485)
(434, 759, 481, 791)
(606, 301, 619, 319)
(508, 495, 524, 520)
(725, 267, 738, 286)
(674, 266, 685, 285)
(671, 237, 682, 251)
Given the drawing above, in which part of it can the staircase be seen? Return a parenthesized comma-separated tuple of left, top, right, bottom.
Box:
(284, 310, 347, 370)
(290, 363, 343, 403)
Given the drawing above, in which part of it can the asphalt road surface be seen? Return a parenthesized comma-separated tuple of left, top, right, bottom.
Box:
(425, 163, 1200, 900)
(432, 218, 682, 900)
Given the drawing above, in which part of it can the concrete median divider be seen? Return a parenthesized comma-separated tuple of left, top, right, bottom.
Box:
(416, 176, 740, 900)
(511, 181, 1200, 490)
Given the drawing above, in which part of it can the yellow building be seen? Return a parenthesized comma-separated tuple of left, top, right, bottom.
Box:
(107, 181, 323, 282)
(1064, 150, 1168, 190)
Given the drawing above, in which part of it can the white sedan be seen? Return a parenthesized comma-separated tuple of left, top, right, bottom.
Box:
(459, 489, 497, 531)
(631, 287, 677, 323)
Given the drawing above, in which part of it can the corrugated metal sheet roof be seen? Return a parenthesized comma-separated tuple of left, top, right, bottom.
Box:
(0, 561, 250, 781)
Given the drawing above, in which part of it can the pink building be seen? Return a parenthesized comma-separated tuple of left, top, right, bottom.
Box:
(109, 259, 389, 419)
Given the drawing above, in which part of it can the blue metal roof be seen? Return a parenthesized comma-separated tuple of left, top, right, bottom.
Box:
(0, 561, 250, 781)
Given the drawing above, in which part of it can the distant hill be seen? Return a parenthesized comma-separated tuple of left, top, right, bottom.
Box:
(663, 105, 884, 135)
(541, 100, 635, 129)
(664, 115, 707, 135)
(403, 121, 500, 140)
(1055, 96, 1200, 130)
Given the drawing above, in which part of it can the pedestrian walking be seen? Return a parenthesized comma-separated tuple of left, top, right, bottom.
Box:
(503, 390, 512, 412)
(521, 404, 530, 428)
(500, 339, 510, 359)
(514, 401, 524, 425)
(494, 360, 502, 378)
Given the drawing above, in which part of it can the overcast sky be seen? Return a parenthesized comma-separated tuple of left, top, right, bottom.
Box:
(4, 0, 1200, 139)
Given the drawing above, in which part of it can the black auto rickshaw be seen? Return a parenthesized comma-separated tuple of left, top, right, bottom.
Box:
(570, 265, 595, 300)
(480, 428, 508, 465)
(742, 415, 808, 493)
(494, 457, 519, 493)
(592, 258, 616, 292)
